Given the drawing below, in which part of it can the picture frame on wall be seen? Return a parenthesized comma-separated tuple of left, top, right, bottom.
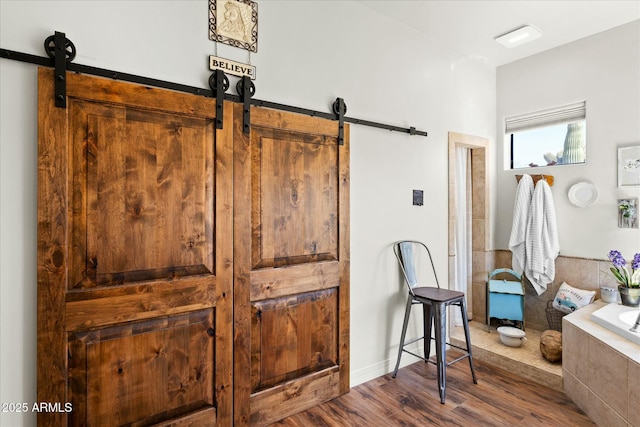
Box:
(617, 145, 640, 187)
(618, 198, 639, 228)
(209, 0, 258, 53)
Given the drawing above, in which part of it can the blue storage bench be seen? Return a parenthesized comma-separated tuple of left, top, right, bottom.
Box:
(486, 268, 525, 331)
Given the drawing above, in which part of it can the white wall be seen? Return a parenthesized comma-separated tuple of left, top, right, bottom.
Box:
(0, 1, 495, 425)
(495, 20, 640, 259)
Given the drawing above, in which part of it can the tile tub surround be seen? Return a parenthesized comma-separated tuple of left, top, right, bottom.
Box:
(478, 252, 620, 331)
(563, 301, 640, 427)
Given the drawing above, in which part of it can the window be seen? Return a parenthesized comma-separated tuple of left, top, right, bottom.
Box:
(506, 101, 586, 169)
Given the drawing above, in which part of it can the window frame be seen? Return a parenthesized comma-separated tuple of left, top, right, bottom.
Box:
(506, 101, 586, 170)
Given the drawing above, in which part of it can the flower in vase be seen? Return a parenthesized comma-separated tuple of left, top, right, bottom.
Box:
(608, 250, 640, 288)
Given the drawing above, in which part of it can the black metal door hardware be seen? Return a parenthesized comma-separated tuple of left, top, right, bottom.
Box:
(209, 69, 228, 129)
(44, 31, 75, 108)
(1, 31, 428, 139)
(333, 98, 346, 145)
(236, 76, 255, 134)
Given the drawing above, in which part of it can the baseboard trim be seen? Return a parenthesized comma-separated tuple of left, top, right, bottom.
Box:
(350, 345, 426, 387)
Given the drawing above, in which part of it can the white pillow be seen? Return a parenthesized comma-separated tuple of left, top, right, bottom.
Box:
(552, 282, 595, 314)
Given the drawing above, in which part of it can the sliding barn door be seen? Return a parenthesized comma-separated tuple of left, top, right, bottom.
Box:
(37, 68, 233, 426)
(232, 104, 350, 425)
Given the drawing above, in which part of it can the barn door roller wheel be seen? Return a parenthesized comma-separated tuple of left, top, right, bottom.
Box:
(44, 34, 76, 61)
(332, 98, 347, 116)
(236, 78, 256, 99)
(208, 72, 229, 93)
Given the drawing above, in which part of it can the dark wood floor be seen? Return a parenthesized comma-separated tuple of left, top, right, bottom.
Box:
(272, 354, 595, 426)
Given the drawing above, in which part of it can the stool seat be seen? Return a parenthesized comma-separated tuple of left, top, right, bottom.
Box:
(392, 241, 477, 404)
(412, 287, 465, 302)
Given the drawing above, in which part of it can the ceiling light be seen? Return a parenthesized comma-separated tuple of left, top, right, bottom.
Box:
(495, 25, 542, 48)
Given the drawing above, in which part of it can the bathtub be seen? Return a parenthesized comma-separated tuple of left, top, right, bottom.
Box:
(590, 302, 640, 345)
(563, 301, 640, 426)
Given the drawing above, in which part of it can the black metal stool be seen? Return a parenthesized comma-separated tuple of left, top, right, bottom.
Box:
(392, 240, 477, 404)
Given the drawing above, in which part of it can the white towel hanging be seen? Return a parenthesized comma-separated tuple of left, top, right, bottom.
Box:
(509, 174, 534, 275)
(524, 179, 559, 295)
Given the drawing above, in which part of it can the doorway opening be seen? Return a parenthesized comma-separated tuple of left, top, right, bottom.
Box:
(447, 132, 490, 325)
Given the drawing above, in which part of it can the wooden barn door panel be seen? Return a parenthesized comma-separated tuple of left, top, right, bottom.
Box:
(67, 310, 215, 426)
(37, 68, 233, 426)
(233, 104, 350, 425)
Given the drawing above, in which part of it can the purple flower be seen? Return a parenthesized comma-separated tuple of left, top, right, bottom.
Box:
(608, 250, 626, 268)
(633, 253, 640, 270)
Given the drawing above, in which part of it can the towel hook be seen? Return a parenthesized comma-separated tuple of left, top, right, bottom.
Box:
(515, 174, 554, 187)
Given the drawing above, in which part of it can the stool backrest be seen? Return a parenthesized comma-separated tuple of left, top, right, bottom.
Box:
(393, 240, 440, 293)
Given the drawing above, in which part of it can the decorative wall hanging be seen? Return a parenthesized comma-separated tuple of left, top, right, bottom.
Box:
(209, 0, 258, 53)
(567, 181, 598, 208)
(209, 55, 255, 79)
(618, 198, 638, 228)
(618, 145, 640, 187)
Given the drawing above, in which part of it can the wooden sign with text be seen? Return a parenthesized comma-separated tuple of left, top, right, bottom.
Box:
(209, 55, 256, 79)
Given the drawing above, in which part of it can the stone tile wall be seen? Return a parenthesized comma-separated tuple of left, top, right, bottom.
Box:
(473, 250, 619, 331)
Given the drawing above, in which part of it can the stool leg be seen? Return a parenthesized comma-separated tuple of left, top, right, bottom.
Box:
(460, 298, 477, 384)
(423, 303, 433, 361)
(393, 294, 414, 378)
(433, 302, 446, 404)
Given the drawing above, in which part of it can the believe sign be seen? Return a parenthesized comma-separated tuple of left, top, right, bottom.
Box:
(209, 55, 256, 79)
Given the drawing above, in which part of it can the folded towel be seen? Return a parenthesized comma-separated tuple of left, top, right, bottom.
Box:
(508, 175, 534, 275)
(524, 180, 559, 295)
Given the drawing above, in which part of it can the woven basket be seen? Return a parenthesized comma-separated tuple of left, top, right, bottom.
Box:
(545, 300, 567, 332)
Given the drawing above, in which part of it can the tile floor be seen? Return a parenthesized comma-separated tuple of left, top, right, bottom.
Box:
(450, 321, 563, 391)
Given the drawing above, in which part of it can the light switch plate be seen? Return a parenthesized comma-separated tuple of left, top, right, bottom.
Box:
(413, 190, 423, 206)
